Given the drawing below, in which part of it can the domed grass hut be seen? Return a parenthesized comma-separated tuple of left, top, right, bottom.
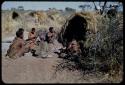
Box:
(58, 12, 98, 47)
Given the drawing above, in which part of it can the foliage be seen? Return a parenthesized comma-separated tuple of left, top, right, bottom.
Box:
(55, 13, 123, 78)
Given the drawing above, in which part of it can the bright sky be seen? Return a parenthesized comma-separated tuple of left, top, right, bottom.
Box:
(2, 1, 123, 11)
(2, 1, 92, 11)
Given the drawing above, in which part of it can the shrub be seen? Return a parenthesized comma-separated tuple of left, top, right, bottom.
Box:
(55, 13, 123, 78)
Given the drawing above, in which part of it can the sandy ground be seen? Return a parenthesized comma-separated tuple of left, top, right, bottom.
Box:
(2, 54, 122, 83)
(2, 36, 123, 83)
(2, 37, 84, 83)
(2, 42, 84, 83)
(3, 52, 120, 83)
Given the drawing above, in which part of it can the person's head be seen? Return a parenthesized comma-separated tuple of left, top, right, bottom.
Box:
(31, 28, 35, 33)
(16, 30, 24, 39)
(49, 27, 54, 33)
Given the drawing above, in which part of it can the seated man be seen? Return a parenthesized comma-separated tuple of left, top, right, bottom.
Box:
(6, 29, 30, 59)
(28, 28, 38, 56)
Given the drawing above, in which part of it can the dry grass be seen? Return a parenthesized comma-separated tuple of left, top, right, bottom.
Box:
(2, 10, 123, 83)
(2, 10, 66, 39)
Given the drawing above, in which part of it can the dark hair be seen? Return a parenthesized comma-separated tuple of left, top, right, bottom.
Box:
(18, 28, 24, 32)
(49, 27, 53, 31)
(16, 30, 23, 38)
(16, 28, 24, 38)
(32, 28, 35, 31)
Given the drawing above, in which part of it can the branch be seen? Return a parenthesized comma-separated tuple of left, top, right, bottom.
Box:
(100, 1, 107, 15)
(99, 2, 101, 7)
(93, 1, 97, 10)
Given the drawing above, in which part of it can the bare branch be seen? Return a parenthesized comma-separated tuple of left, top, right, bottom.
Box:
(93, 1, 97, 10)
(100, 1, 107, 15)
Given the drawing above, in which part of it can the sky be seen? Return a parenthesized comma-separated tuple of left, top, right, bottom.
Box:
(2, 1, 123, 11)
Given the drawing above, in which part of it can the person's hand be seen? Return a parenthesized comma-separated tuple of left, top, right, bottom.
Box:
(25, 43, 30, 48)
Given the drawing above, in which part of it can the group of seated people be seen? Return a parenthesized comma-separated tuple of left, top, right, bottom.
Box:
(6, 26, 82, 59)
(6, 27, 56, 59)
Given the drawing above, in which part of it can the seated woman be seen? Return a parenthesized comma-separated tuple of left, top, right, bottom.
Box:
(45, 27, 56, 44)
(35, 30, 49, 58)
(67, 39, 81, 55)
(58, 39, 82, 59)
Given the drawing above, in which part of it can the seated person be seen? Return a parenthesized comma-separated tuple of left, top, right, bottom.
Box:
(67, 39, 81, 55)
(58, 39, 81, 59)
(6, 29, 30, 59)
(28, 28, 38, 56)
(45, 27, 56, 44)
